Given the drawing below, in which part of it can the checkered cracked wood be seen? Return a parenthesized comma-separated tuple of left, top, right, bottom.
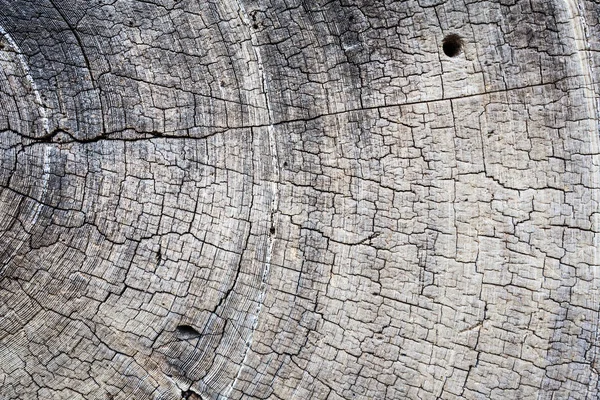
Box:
(0, 0, 599, 399)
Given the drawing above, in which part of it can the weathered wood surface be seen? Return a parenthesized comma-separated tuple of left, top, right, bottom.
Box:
(1, 0, 599, 399)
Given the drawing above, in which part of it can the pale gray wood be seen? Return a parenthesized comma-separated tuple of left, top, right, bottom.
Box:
(0, 0, 599, 399)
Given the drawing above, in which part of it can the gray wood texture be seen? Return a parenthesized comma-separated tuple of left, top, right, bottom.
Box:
(1, 0, 600, 399)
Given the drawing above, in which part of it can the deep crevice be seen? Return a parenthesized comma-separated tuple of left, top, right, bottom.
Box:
(176, 325, 201, 339)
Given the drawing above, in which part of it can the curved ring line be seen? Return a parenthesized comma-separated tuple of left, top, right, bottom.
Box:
(0, 23, 52, 254)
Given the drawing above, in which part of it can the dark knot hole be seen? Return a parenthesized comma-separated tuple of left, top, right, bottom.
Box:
(442, 34, 463, 57)
(176, 325, 201, 339)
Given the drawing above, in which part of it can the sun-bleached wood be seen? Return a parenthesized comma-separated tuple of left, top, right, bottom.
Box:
(1, 0, 599, 399)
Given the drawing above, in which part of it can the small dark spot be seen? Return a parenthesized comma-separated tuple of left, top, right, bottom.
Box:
(442, 33, 463, 57)
(181, 390, 201, 400)
(349, 15, 354, 22)
(220, 80, 226, 87)
(283, 161, 288, 167)
(270, 226, 275, 234)
(176, 325, 201, 339)
(252, 24, 258, 29)
(128, 21, 134, 26)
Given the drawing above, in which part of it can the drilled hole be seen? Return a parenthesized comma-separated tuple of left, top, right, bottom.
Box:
(442, 34, 463, 57)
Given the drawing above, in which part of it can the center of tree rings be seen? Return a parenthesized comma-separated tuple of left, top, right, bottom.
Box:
(442, 34, 463, 57)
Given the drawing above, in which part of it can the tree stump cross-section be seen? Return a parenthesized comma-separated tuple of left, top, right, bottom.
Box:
(0, 0, 600, 399)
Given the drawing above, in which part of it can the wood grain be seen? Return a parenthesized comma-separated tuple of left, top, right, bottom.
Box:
(0, 0, 599, 398)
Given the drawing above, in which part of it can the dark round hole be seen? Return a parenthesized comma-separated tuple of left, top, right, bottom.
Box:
(442, 34, 463, 57)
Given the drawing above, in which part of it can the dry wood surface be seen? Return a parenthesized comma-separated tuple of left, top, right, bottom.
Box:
(1, 0, 600, 399)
